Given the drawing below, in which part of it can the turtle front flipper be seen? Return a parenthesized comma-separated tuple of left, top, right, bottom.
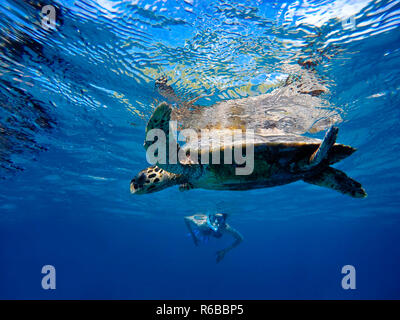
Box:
(144, 102, 202, 177)
(145, 102, 173, 139)
(155, 76, 205, 107)
(155, 76, 182, 104)
(144, 102, 179, 173)
(309, 126, 339, 166)
(303, 166, 367, 198)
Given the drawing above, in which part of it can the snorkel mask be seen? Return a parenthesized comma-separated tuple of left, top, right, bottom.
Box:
(207, 213, 227, 232)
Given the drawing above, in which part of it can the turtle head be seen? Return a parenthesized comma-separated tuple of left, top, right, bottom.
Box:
(130, 166, 179, 194)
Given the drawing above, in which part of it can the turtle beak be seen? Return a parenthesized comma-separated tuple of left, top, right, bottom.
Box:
(130, 173, 148, 194)
(129, 178, 140, 194)
(130, 178, 137, 194)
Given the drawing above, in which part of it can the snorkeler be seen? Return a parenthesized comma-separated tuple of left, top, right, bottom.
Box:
(184, 213, 243, 263)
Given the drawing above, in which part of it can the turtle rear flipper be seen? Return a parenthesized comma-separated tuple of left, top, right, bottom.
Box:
(303, 167, 367, 198)
(309, 126, 339, 166)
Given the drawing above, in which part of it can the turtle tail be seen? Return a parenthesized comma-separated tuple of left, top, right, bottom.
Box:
(327, 144, 357, 165)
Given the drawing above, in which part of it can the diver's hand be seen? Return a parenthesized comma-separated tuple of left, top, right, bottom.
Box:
(216, 249, 227, 263)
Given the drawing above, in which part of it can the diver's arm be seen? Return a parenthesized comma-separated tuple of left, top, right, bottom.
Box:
(223, 224, 243, 251)
(216, 224, 243, 263)
(184, 216, 199, 246)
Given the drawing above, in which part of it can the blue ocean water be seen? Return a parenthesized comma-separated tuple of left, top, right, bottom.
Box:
(0, 0, 400, 299)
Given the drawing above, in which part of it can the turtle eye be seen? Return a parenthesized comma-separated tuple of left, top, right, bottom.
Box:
(137, 173, 146, 184)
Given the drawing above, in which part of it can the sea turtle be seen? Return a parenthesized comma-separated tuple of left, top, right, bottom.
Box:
(130, 101, 366, 198)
